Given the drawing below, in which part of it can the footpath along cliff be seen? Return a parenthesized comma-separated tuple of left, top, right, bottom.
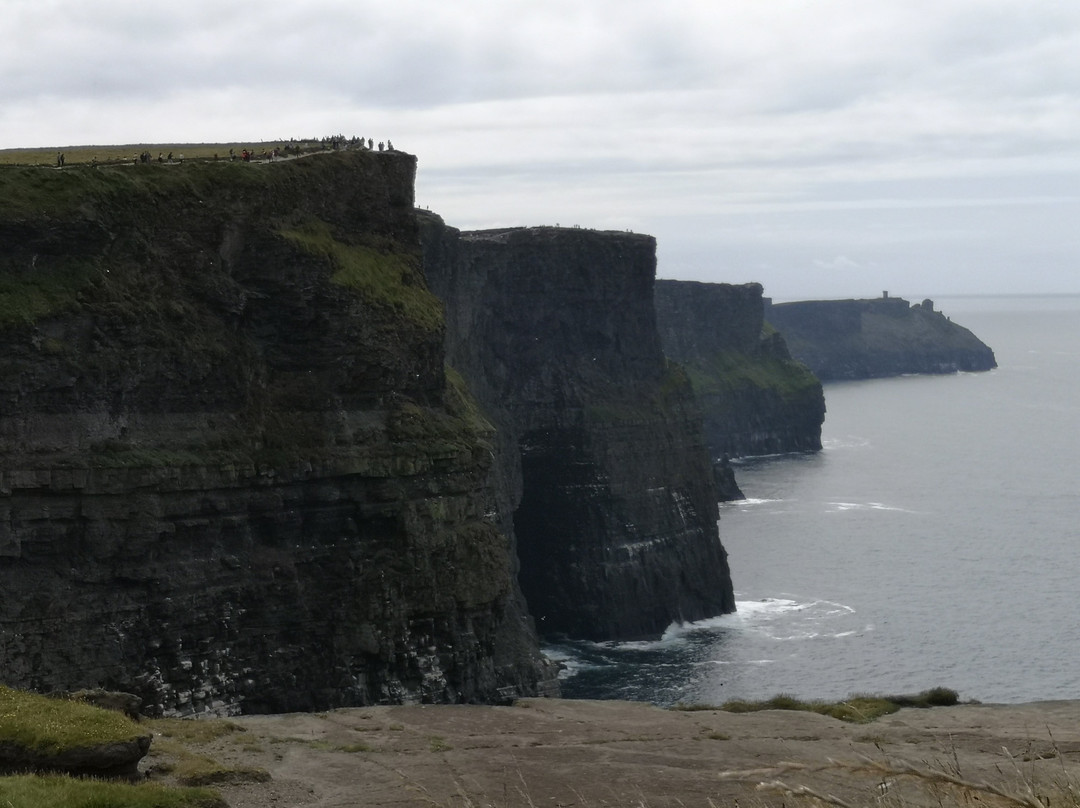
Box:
(420, 218, 735, 641)
(654, 280, 825, 462)
(766, 294, 997, 380)
(0, 151, 556, 715)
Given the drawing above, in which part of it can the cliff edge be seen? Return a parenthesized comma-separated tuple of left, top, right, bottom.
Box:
(765, 295, 997, 380)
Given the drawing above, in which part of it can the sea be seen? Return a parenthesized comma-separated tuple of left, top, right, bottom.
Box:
(550, 294, 1080, 707)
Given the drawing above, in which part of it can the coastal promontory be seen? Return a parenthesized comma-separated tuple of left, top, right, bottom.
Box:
(765, 294, 997, 380)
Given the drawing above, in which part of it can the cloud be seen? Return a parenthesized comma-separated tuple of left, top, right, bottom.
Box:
(3, 0, 1080, 295)
(814, 256, 862, 272)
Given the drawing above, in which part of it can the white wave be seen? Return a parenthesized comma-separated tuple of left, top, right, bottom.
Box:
(573, 595, 861, 651)
(735, 597, 804, 616)
(729, 497, 782, 507)
(822, 436, 871, 450)
(598, 636, 682, 651)
(826, 501, 915, 513)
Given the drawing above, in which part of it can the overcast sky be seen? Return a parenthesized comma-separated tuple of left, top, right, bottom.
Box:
(4, 0, 1079, 299)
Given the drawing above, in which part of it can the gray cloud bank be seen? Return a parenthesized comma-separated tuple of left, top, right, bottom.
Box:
(4, 0, 1079, 297)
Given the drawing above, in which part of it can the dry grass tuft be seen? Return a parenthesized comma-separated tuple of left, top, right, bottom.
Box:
(720, 742, 1080, 808)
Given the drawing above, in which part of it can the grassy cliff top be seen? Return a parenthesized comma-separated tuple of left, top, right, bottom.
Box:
(0, 140, 363, 167)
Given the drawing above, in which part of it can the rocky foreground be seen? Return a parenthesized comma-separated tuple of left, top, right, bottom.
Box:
(147, 697, 1080, 808)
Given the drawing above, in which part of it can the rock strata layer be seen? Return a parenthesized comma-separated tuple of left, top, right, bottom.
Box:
(0, 151, 554, 715)
(655, 280, 825, 461)
(420, 218, 735, 641)
(765, 295, 997, 380)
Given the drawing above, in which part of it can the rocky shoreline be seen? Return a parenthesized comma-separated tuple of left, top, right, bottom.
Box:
(144, 697, 1080, 808)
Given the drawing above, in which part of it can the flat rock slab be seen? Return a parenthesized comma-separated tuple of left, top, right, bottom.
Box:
(145, 698, 1080, 808)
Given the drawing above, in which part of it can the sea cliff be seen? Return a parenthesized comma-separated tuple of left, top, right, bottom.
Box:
(765, 295, 997, 380)
(0, 149, 741, 712)
(0, 151, 555, 715)
(420, 218, 735, 641)
(654, 280, 825, 461)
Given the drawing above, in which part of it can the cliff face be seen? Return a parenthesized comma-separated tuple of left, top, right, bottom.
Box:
(765, 296, 998, 380)
(655, 281, 825, 461)
(420, 218, 735, 641)
(0, 152, 554, 715)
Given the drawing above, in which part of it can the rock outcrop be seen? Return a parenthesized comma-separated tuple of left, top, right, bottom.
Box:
(0, 685, 151, 780)
(765, 295, 997, 380)
(0, 151, 554, 715)
(655, 281, 825, 462)
(420, 219, 735, 641)
(0, 736, 152, 780)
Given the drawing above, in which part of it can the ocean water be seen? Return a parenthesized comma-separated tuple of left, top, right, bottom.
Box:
(552, 294, 1080, 706)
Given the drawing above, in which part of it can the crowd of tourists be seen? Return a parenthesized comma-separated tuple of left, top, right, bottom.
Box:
(49, 134, 397, 169)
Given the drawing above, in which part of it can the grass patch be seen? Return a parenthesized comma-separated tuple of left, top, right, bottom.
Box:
(674, 688, 960, 724)
(280, 219, 443, 334)
(337, 742, 373, 753)
(682, 349, 821, 402)
(0, 774, 225, 807)
(429, 736, 453, 753)
(444, 366, 495, 436)
(146, 717, 268, 788)
(721, 739, 1076, 808)
(169, 757, 270, 787)
(0, 685, 146, 755)
(0, 259, 95, 327)
(0, 141, 327, 168)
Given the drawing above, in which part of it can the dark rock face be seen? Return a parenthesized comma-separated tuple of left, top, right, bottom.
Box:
(655, 280, 825, 461)
(0, 735, 152, 781)
(0, 152, 554, 715)
(420, 218, 735, 642)
(765, 296, 998, 380)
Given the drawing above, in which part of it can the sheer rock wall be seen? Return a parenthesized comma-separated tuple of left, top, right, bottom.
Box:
(421, 218, 735, 641)
(655, 280, 825, 461)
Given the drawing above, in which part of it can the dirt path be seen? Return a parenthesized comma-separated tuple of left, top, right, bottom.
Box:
(145, 698, 1080, 808)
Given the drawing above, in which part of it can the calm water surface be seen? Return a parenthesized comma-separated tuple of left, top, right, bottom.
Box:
(553, 295, 1080, 705)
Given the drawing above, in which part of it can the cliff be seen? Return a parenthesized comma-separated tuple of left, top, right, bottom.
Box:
(420, 218, 735, 641)
(0, 151, 554, 715)
(654, 281, 825, 462)
(765, 295, 997, 380)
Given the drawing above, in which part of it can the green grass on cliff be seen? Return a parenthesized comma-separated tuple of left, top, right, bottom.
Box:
(0, 687, 227, 806)
(0, 684, 146, 754)
(0, 157, 271, 219)
(0, 259, 95, 326)
(676, 687, 960, 723)
(0, 775, 225, 808)
(443, 367, 496, 437)
(682, 349, 820, 402)
(280, 219, 444, 334)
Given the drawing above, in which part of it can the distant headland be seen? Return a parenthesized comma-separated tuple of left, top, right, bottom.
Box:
(765, 292, 997, 380)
